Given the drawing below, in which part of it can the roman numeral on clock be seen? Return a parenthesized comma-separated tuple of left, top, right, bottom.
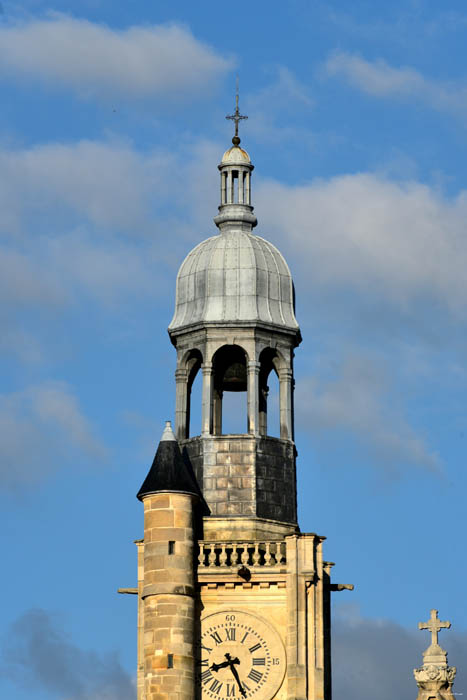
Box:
(225, 627, 236, 641)
(248, 668, 263, 683)
(210, 631, 223, 645)
(248, 643, 262, 653)
(226, 683, 236, 696)
(209, 679, 223, 694)
(252, 657, 265, 665)
(201, 669, 213, 683)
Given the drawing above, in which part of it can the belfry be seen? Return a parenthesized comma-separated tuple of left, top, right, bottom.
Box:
(131, 99, 353, 700)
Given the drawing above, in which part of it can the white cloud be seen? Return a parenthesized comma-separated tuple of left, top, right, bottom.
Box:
(0, 14, 233, 100)
(255, 173, 467, 320)
(0, 381, 107, 489)
(0, 138, 218, 314)
(324, 52, 467, 118)
(295, 354, 441, 475)
(0, 140, 171, 235)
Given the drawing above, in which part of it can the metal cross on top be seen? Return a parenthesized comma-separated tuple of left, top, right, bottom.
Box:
(226, 79, 248, 142)
(418, 609, 451, 646)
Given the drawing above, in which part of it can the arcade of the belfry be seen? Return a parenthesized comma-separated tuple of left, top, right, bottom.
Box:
(119, 98, 458, 700)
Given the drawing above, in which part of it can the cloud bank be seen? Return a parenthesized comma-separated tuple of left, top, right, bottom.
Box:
(0, 15, 232, 100)
(324, 52, 467, 119)
(1, 608, 134, 699)
(0, 381, 107, 489)
(256, 172, 467, 320)
(333, 605, 467, 700)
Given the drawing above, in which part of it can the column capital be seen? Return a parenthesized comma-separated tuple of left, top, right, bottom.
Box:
(278, 368, 293, 380)
(175, 368, 188, 380)
(248, 360, 261, 371)
(201, 361, 213, 373)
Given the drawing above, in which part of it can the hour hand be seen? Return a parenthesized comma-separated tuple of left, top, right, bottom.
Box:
(210, 659, 230, 672)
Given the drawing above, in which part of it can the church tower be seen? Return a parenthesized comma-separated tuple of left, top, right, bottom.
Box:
(133, 99, 352, 700)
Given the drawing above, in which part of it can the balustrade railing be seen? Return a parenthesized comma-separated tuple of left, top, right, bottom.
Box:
(197, 540, 286, 569)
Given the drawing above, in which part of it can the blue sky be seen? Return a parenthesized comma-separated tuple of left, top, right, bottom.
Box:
(1, 1, 466, 699)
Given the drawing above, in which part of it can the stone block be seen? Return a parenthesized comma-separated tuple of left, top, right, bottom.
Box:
(145, 510, 174, 529)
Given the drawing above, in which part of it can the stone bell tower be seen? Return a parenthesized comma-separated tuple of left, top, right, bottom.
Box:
(168, 104, 300, 542)
(129, 98, 352, 700)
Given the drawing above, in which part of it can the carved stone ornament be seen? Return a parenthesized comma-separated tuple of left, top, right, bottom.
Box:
(414, 665, 457, 685)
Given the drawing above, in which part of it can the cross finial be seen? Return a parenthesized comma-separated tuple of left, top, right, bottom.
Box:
(418, 609, 451, 646)
(226, 77, 247, 146)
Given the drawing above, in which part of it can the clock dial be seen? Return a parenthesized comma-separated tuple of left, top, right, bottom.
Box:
(197, 610, 286, 700)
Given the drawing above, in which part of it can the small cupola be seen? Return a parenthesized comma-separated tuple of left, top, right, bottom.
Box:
(214, 94, 257, 232)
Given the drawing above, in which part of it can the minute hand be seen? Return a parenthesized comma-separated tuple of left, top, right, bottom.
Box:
(228, 661, 246, 698)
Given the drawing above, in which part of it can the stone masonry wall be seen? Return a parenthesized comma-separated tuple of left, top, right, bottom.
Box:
(182, 435, 297, 525)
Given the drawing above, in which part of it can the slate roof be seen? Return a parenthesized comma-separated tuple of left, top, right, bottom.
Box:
(137, 422, 204, 502)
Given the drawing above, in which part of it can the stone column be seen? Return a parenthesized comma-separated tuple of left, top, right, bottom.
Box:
(174, 368, 188, 441)
(259, 385, 268, 436)
(221, 171, 226, 205)
(238, 170, 244, 204)
(201, 362, 213, 436)
(141, 492, 196, 700)
(247, 360, 260, 435)
(245, 170, 251, 204)
(279, 368, 293, 440)
(212, 388, 223, 435)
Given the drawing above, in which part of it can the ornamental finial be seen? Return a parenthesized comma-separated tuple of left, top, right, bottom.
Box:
(226, 77, 247, 146)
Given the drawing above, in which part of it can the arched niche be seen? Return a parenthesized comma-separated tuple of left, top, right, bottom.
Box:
(175, 348, 203, 440)
(185, 349, 202, 437)
(211, 344, 248, 435)
(258, 348, 282, 437)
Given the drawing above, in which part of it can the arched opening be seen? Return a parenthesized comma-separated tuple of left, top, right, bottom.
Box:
(186, 350, 202, 438)
(259, 348, 281, 438)
(212, 345, 248, 435)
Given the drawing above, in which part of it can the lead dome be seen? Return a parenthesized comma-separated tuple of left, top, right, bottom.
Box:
(169, 230, 298, 330)
(169, 134, 298, 333)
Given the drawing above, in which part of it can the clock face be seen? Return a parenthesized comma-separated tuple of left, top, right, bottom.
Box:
(197, 610, 286, 700)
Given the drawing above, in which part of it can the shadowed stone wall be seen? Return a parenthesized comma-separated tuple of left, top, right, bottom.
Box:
(182, 435, 297, 525)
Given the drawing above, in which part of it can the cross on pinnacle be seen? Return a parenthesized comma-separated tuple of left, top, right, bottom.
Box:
(418, 609, 451, 646)
(226, 83, 247, 146)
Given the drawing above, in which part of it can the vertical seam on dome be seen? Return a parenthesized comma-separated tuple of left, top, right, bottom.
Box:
(256, 237, 273, 324)
(264, 240, 287, 326)
(204, 236, 218, 322)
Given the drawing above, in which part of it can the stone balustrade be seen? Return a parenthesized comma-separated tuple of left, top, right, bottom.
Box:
(197, 540, 287, 570)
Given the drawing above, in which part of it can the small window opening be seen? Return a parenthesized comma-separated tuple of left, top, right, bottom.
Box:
(186, 350, 202, 438)
(259, 348, 281, 438)
(168, 541, 175, 555)
(233, 170, 238, 203)
(167, 653, 174, 669)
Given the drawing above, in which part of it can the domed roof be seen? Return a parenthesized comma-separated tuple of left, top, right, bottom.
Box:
(221, 145, 251, 164)
(169, 231, 299, 332)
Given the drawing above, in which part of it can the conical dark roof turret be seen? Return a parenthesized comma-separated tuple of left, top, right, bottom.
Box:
(137, 421, 202, 501)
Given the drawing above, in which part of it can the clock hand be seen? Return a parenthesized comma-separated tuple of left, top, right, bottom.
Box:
(226, 656, 246, 697)
(210, 659, 230, 672)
